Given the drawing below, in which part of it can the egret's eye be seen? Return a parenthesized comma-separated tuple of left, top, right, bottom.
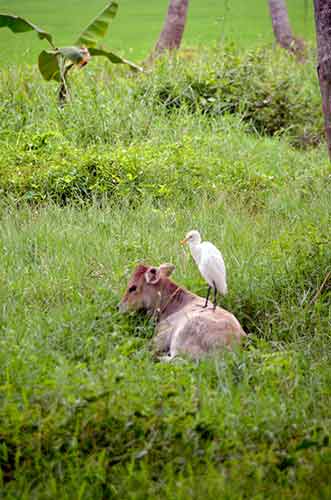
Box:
(128, 285, 137, 293)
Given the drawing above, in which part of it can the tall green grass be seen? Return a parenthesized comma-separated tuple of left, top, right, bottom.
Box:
(0, 193, 331, 497)
(0, 45, 330, 497)
(0, 47, 325, 204)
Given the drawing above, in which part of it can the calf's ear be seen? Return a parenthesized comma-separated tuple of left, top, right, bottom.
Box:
(159, 263, 175, 277)
(145, 267, 161, 285)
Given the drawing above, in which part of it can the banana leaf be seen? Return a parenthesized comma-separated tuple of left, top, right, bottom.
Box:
(38, 47, 90, 82)
(0, 13, 53, 46)
(75, 2, 118, 48)
(89, 47, 142, 72)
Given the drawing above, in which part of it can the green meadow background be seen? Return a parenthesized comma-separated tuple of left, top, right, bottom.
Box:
(0, 0, 315, 65)
(1, 1, 331, 498)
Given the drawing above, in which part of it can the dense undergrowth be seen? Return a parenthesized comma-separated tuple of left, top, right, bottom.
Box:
(0, 46, 325, 204)
(0, 46, 331, 498)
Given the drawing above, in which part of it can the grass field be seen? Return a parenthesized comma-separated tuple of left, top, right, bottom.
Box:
(1, 192, 331, 498)
(0, 0, 330, 495)
(0, 0, 315, 65)
(0, 42, 331, 496)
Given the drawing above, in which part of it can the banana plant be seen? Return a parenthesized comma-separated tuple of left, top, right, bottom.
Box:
(0, 2, 142, 104)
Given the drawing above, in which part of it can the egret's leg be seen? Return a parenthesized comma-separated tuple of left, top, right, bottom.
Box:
(213, 282, 217, 310)
(203, 286, 211, 308)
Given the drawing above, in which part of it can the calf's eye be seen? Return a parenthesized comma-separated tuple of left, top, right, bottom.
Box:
(128, 285, 137, 293)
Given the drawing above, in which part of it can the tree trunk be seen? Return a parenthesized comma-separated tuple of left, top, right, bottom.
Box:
(268, 0, 305, 59)
(148, 0, 189, 61)
(314, 0, 331, 160)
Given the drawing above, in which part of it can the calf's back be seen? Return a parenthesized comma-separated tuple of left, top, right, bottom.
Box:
(154, 299, 246, 359)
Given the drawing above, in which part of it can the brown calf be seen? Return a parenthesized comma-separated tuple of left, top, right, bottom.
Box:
(119, 263, 246, 361)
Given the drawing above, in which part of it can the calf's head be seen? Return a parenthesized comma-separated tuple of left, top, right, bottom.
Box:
(119, 263, 175, 314)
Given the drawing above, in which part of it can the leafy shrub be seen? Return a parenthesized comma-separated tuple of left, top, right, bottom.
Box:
(0, 45, 327, 204)
(1, 126, 327, 205)
(138, 46, 323, 147)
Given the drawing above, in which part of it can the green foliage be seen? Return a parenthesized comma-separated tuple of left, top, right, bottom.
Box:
(0, 13, 54, 45)
(89, 47, 142, 71)
(0, 43, 330, 498)
(38, 50, 61, 82)
(0, 13, 87, 85)
(76, 1, 118, 48)
(0, 46, 326, 204)
(0, 195, 330, 497)
(142, 46, 323, 147)
(0, 4, 141, 103)
(0, 121, 327, 206)
(0, 0, 315, 66)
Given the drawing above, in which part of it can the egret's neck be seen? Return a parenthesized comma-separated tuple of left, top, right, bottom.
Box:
(189, 241, 201, 264)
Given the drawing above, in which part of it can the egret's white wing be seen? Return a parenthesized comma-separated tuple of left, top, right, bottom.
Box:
(199, 242, 227, 294)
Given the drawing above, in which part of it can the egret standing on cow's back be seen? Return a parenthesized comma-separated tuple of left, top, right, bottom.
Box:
(181, 230, 227, 310)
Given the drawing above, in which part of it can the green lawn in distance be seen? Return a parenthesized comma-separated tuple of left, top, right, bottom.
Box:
(0, 0, 315, 66)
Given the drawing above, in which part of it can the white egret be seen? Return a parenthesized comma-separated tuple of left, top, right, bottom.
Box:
(181, 230, 227, 310)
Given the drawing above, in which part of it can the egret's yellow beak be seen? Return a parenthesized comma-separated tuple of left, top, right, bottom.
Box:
(180, 237, 188, 245)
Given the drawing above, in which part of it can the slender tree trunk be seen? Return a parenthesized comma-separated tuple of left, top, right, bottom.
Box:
(148, 0, 189, 62)
(314, 0, 331, 160)
(268, 0, 305, 59)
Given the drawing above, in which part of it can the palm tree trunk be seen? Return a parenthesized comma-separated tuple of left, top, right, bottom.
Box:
(314, 0, 331, 160)
(268, 0, 305, 59)
(148, 0, 189, 61)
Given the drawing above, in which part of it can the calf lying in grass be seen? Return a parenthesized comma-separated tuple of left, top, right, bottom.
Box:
(119, 263, 246, 360)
